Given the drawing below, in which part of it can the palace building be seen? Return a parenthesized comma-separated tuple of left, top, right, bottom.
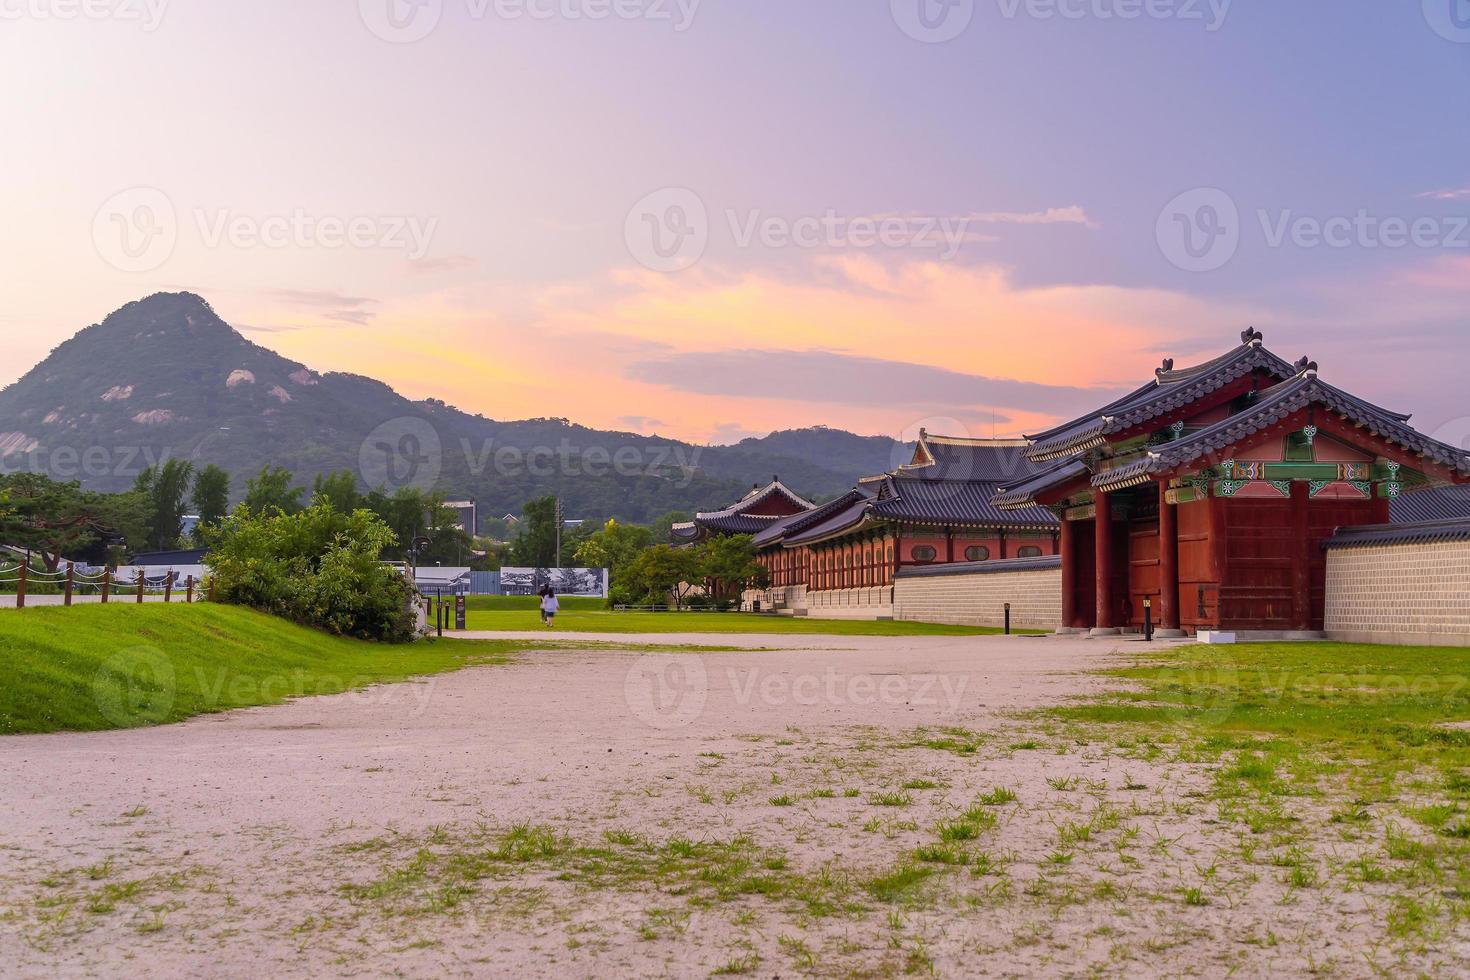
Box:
(994, 329, 1470, 635)
(670, 479, 817, 545)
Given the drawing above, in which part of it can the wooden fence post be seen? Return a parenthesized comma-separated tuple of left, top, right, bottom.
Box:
(164, 574, 173, 604)
(102, 568, 111, 604)
(137, 569, 145, 604)
(64, 563, 74, 607)
(207, 578, 215, 603)
(186, 575, 194, 604)
(16, 562, 26, 610)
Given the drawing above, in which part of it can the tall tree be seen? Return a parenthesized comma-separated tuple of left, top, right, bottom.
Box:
(699, 534, 767, 603)
(574, 519, 654, 581)
(312, 470, 363, 513)
(508, 496, 559, 567)
(243, 466, 303, 516)
(0, 473, 146, 570)
(134, 459, 195, 551)
(192, 464, 231, 531)
(622, 544, 700, 608)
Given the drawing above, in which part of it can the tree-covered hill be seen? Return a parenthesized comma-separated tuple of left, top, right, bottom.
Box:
(0, 293, 908, 523)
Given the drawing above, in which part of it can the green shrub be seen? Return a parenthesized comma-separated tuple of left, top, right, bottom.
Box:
(205, 503, 414, 642)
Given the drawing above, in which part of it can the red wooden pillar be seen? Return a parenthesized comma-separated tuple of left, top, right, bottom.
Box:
(1059, 515, 1078, 630)
(1094, 490, 1117, 633)
(1290, 480, 1311, 631)
(1158, 482, 1181, 630)
(945, 528, 955, 563)
(1372, 492, 1391, 525)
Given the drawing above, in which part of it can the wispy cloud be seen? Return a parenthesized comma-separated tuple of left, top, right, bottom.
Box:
(1415, 187, 1470, 201)
(258, 288, 378, 325)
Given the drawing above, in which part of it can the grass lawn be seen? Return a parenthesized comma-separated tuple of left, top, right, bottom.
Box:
(1051, 639, 1470, 948)
(460, 594, 1009, 635)
(0, 604, 518, 736)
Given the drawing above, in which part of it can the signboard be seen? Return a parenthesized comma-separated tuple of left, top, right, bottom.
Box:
(500, 567, 608, 597)
(455, 594, 467, 631)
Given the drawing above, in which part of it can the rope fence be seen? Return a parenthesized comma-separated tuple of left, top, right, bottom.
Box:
(0, 560, 212, 608)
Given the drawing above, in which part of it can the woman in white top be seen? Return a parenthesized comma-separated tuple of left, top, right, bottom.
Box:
(540, 591, 559, 628)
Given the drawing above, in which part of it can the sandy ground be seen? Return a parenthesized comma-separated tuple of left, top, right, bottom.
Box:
(0, 632, 1454, 977)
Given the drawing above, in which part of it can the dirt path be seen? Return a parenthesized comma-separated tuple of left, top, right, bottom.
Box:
(0, 634, 1435, 977)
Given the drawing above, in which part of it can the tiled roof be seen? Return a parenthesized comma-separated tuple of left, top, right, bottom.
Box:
(897, 554, 1062, 578)
(1324, 517, 1470, 550)
(1391, 485, 1470, 524)
(870, 477, 1059, 529)
(901, 434, 1050, 483)
(783, 498, 874, 546)
(1091, 371, 1470, 492)
(1026, 332, 1300, 461)
(753, 489, 871, 548)
(992, 457, 1090, 510)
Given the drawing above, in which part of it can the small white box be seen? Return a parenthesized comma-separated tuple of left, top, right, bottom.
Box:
(1197, 631, 1237, 645)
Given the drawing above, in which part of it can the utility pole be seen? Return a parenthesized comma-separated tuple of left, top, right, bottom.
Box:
(554, 498, 564, 569)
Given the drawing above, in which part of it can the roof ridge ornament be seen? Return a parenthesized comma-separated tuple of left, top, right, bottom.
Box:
(1294, 356, 1319, 377)
(1241, 326, 1264, 347)
(1157, 357, 1175, 377)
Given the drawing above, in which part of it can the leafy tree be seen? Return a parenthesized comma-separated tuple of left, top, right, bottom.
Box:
(0, 473, 146, 570)
(243, 465, 303, 516)
(652, 510, 692, 543)
(134, 459, 195, 551)
(574, 519, 653, 583)
(621, 544, 701, 608)
(204, 502, 414, 642)
(509, 495, 560, 567)
(699, 534, 767, 603)
(192, 464, 231, 531)
(312, 470, 363, 513)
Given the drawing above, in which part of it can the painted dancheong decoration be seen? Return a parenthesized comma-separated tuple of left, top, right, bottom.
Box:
(993, 329, 1470, 636)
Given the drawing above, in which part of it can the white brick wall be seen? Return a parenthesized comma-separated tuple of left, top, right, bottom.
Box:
(1325, 541, 1470, 646)
(894, 568, 1061, 629)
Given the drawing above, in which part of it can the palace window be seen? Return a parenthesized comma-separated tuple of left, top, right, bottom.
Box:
(911, 545, 938, 563)
(1017, 546, 1044, 559)
(1284, 430, 1315, 462)
(965, 545, 990, 562)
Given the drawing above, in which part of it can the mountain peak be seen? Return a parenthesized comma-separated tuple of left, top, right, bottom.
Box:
(95, 291, 236, 344)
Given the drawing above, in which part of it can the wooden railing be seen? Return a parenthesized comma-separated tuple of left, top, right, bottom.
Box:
(0, 562, 211, 609)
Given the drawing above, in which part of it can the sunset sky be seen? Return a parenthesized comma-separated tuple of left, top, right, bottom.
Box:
(2, 1, 1468, 446)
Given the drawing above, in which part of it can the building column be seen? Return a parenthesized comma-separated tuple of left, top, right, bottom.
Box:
(1059, 515, 1079, 632)
(1290, 480, 1312, 633)
(1157, 481, 1184, 636)
(1092, 490, 1119, 635)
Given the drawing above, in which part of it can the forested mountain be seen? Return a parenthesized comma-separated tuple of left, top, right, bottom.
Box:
(0, 293, 908, 523)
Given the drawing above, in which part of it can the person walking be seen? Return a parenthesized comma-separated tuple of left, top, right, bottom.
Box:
(540, 589, 560, 628)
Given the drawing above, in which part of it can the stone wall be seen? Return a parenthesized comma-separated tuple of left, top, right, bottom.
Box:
(893, 557, 1061, 629)
(803, 586, 894, 620)
(1324, 534, 1470, 646)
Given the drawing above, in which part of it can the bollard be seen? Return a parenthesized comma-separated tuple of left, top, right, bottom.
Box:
(16, 562, 26, 610)
(437, 605, 445, 638)
(1144, 597, 1154, 642)
(137, 569, 146, 603)
(102, 568, 111, 604)
(64, 563, 74, 607)
(1004, 602, 1011, 636)
(186, 575, 195, 604)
